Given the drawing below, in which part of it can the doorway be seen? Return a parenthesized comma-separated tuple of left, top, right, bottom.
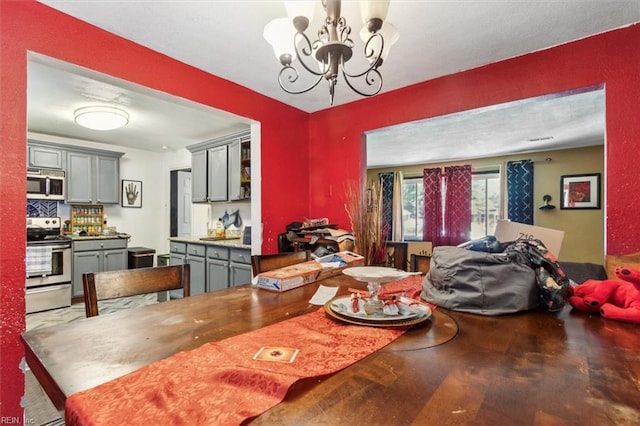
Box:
(170, 169, 191, 237)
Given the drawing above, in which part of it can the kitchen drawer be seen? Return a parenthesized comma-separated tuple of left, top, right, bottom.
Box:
(230, 248, 251, 264)
(26, 283, 71, 314)
(206, 245, 229, 261)
(169, 242, 186, 254)
(73, 238, 127, 252)
(186, 243, 206, 257)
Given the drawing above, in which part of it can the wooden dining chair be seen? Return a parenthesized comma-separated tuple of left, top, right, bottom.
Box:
(251, 250, 312, 276)
(410, 254, 432, 275)
(83, 264, 190, 317)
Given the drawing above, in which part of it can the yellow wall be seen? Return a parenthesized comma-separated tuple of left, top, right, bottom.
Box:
(368, 145, 605, 264)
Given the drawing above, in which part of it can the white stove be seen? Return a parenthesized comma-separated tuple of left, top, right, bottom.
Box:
(26, 216, 72, 313)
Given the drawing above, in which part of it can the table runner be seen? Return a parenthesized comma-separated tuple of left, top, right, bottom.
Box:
(65, 308, 407, 425)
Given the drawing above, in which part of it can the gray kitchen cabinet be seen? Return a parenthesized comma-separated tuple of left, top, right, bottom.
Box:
(190, 150, 207, 203)
(206, 245, 230, 292)
(229, 248, 252, 287)
(28, 142, 64, 169)
(187, 129, 250, 203)
(169, 242, 205, 296)
(71, 238, 128, 298)
(66, 150, 123, 204)
(168, 240, 251, 293)
(207, 145, 228, 202)
(185, 243, 206, 295)
(166, 242, 187, 300)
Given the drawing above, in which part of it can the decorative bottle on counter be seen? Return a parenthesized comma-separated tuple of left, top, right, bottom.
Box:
(215, 218, 225, 238)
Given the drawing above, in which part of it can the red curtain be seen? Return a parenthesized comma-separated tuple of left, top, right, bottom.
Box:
(443, 165, 472, 246)
(422, 167, 443, 245)
(422, 165, 472, 247)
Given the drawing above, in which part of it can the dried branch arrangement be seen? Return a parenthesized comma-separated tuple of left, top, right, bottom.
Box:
(344, 179, 387, 265)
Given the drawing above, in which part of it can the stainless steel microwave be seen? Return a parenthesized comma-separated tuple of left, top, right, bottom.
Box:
(27, 169, 65, 200)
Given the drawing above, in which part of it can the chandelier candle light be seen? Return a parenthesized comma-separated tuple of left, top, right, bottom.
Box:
(264, 0, 398, 105)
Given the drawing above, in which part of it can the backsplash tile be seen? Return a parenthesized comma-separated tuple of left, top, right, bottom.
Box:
(27, 200, 58, 217)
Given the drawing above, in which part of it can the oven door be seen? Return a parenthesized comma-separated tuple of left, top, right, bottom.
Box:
(26, 243, 71, 287)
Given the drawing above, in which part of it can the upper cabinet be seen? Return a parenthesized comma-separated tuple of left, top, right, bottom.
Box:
(67, 151, 122, 204)
(207, 145, 228, 202)
(27, 140, 124, 205)
(187, 130, 251, 203)
(229, 138, 251, 201)
(28, 141, 64, 169)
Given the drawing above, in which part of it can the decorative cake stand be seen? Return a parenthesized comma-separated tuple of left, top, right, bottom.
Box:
(342, 266, 414, 314)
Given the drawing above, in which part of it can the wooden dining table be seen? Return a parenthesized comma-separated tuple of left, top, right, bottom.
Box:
(22, 274, 640, 425)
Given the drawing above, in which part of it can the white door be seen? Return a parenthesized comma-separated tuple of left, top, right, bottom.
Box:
(177, 170, 191, 237)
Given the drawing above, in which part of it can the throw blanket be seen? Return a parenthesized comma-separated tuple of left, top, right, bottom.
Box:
(65, 309, 406, 425)
(26, 246, 52, 276)
(505, 239, 570, 312)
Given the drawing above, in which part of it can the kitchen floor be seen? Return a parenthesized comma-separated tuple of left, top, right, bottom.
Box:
(26, 293, 157, 330)
(24, 294, 158, 425)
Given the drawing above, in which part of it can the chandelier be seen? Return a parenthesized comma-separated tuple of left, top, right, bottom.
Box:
(264, 0, 398, 105)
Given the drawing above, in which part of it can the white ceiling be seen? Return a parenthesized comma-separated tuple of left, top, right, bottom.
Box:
(30, 0, 640, 164)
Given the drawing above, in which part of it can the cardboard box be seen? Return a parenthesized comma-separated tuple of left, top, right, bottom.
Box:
(494, 220, 565, 257)
(256, 260, 323, 292)
(256, 251, 364, 292)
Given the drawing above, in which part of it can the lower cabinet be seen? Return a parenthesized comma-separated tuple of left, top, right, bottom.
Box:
(229, 248, 252, 287)
(186, 244, 206, 296)
(168, 240, 251, 294)
(72, 239, 128, 298)
(207, 245, 230, 292)
(168, 242, 205, 296)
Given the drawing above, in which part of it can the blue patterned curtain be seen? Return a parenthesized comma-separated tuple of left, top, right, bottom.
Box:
(506, 160, 534, 225)
(378, 172, 395, 241)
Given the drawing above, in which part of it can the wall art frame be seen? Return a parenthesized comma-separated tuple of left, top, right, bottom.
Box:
(121, 179, 142, 208)
(560, 173, 600, 210)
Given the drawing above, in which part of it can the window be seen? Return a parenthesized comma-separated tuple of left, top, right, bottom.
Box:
(402, 171, 501, 241)
(402, 177, 424, 240)
(471, 171, 501, 239)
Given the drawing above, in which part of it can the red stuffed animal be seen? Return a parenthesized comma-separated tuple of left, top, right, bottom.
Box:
(568, 266, 640, 324)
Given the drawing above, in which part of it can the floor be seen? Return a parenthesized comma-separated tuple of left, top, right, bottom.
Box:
(24, 294, 158, 425)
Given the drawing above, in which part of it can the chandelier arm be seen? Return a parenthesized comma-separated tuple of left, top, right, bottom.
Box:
(278, 65, 325, 95)
(293, 32, 328, 77)
(341, 67, 383, 97)
(342, 33, 384, 79)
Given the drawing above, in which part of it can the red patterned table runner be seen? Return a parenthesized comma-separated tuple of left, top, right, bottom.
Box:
(65, 308, 406, 425)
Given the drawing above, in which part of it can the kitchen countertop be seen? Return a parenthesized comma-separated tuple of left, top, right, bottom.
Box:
(169, 236, 251, 250)
(64, 234, 131, 241)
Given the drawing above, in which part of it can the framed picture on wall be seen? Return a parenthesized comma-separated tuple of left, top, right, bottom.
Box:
(121, 179, 142, 208)
(560, 173, 600, 209)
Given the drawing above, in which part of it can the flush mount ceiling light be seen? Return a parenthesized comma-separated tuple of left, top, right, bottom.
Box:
(74, 106, 129, 131)
(264, 0, 398, 105)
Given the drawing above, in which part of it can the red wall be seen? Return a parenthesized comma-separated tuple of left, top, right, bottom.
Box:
(310, 23, 640, 257)
(0, 1, 309, 417)
(3, 0, 640, 419)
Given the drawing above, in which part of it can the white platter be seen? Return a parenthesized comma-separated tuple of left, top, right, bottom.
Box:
(342, 266, 412, 283)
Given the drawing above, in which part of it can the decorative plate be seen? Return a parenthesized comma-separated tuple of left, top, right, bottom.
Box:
(324, 296, 432, 328)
